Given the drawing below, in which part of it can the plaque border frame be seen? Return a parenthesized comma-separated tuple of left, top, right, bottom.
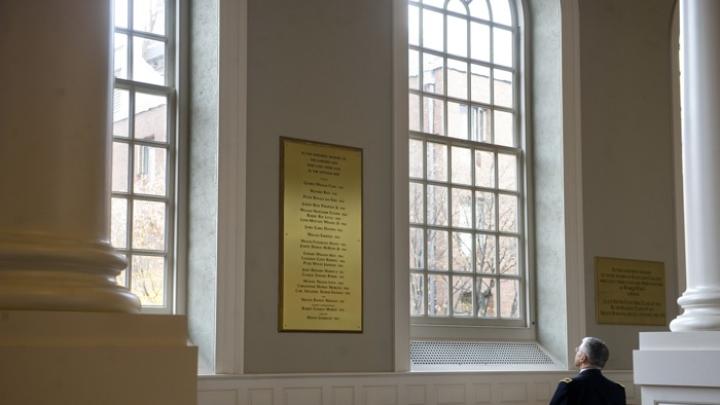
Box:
(594, 256, 667, 326)
(278, 136, 364, 333)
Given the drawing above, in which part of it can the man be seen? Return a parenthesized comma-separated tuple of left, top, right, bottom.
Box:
(549, 337, 626, 405)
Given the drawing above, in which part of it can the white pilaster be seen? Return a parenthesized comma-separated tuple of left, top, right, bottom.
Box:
(635, 1, 720, 404)
(670, 0, 720, 332)
(0, 0, 139, 312)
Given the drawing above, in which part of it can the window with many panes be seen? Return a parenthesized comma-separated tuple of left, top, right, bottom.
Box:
(408, 0, 526, 327)
(110, 0, 176, 311)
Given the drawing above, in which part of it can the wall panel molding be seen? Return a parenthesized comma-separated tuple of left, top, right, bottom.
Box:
(198, 371, 637, 405)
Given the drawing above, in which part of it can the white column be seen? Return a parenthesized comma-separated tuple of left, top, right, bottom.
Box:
(0, 0, 140, 312)
(670, 0, 720, 331)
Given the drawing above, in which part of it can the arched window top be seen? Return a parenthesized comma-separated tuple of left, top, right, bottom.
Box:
(418, 0, 516, 26)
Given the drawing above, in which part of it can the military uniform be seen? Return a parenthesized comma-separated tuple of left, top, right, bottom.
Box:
(549, 369, 626, 405)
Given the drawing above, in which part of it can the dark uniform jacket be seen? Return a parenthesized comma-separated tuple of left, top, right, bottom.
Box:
(549, 369, 626, 405)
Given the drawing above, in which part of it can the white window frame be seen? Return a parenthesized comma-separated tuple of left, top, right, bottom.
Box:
(111, 0, 180, 314)
(401, 0, 534, 340)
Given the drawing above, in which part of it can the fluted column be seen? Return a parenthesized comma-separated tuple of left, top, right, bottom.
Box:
(670, 0, 720, 331)
(0, 0, 140, 312)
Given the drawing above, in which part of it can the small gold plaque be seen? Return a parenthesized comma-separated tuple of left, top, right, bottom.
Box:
(595, 257, 666, 326)
(279, 137, 363, 332)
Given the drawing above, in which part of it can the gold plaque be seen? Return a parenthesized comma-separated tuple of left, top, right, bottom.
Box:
(279, 137, 363, 332)
(595, 257, 666, 326)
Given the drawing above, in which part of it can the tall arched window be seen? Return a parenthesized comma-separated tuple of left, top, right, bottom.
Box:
(408, 0, 527, 329)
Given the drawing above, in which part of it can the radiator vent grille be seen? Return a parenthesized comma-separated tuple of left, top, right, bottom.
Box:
(410, 340, 555, 370)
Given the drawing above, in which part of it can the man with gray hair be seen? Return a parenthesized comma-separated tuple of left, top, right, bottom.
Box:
(549, 337, 626, 405)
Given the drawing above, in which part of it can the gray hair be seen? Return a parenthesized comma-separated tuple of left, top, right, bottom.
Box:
(579, 337, 609, 368)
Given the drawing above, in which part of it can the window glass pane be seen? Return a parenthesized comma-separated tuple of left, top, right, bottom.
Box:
(409, 5, 420, 46)
(499, 194, 518, 232)
(112, 142, 129, 192)
(133, 145, 166, 196)
(446, 0, 467, 14)
(133, 0, 166, 35)
(476, 277, 497, 317)
(476, 233, 496, 274)
(114, 0, 128, 28)
(427, 230, 449, 271)
(470, 23, 490, 62)
(428, 274, 449, 316)
(423, 96, 445, 135)
(409, 139, 424, 177)
(111, 197, 128, 248)
(469, 0, 489, 19)
(451, 146, 472, 185)
(423, 53, 444, 95)
(471, 64, 490, 104)
(132, 200, 166, 250)
(134, 93, 167, 142)
(113, 33, 128, 79)
(131, 255, 165, 306)
(475, 191, 495, 230)
(452, 276, 473, 316)
(447, 58, 468, 100)
(447, 16, 468, 57)
(132, 36, 166, 85)
(471, 105, 491, 143)
(113, 89, 130, 137)
(426, 142, 447, 181)
(410, 227, 425, 269)
(409, 182, 424, 223)
(493, 110, 513, 146)
(116, 263, 128, 287)
(411, 272, 425, 316)
(427, 185, 449, 226)
(500, 279, 520, 318)
(409, 93, 421, 131)
(493, 69, 513, 108)
(423, 0, 444, 7)
(409, 49, 420, 90)
(498, 236, 518, 275)
(493, 28, 513, 67)
(447, 101, 468, 139)
(475, 150, 495, 188)
(489, 0, 512, 25)
(452, 231, 473, 272)
(498, 153, 517, 190)
(422, 9, 444, 52)
(451, 188, 472, 228)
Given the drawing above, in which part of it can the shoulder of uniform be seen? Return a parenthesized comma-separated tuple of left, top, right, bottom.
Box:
(560, 377, 573, 384)
(617, 382, 625, 389)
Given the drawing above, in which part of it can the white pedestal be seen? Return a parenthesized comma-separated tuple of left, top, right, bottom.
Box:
(0, 311, 197, 405)
(634, 332, 720, 405)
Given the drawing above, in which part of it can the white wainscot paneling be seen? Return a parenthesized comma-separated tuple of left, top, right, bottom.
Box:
(198, 389, 237, 405)
(436, 383, 465, 405)
(363, 386, 398, 405)
(285, 387, 323, 405)
(499, 383, 527, 403)
(197, 370, 636, 405)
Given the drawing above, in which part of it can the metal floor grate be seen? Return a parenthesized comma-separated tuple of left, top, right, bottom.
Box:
(410, 340, 556, 370)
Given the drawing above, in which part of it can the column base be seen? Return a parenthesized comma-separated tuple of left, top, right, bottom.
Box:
(0, 233, 140, 312)
(670, 287, 720, 331)
(634, 332, 720, 405)
(0, 310, 197, 405)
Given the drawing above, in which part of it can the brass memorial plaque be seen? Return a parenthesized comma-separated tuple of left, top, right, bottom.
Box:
(595, 257, 666, 326)
(279, 137, 363, 332)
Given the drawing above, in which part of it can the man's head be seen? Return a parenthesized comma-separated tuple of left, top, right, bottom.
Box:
(574, 337, 609, 369)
